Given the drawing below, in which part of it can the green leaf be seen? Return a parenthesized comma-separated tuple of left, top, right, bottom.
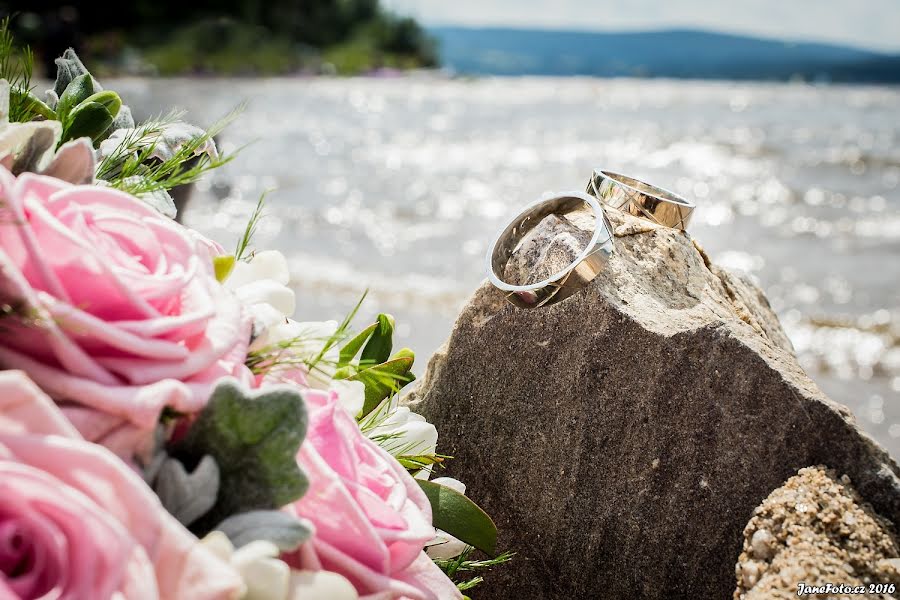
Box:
(332, 365, 355, 381)
(397, 453, 445, 472)
(215, 510, 311, 551)
(214, 255, 236, 282)
(337, 322, 377, 366)
(61, 101, 112, 145)
(82, 90, 121, 119)
(350, 352, 415, 417)
(56, 73, 94, 123)
(10, 88, 55, 120)
(173, 379, 308, 534)
(360, 313, 394, 365)
(417, 479, 498, 556)
(392, 347, 415, 361)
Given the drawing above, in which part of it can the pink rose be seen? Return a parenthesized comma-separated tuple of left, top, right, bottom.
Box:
(0, 370, 243, 599)
(283, 389, 461, 600)
(0, 169, 252, 453)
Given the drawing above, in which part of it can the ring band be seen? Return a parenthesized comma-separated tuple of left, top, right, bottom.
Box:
(587, 169, 695, 231)
(486, 191, 614, 309)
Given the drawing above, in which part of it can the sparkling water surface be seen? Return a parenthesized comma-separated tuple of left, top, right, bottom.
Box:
(109, 76, 900, 456)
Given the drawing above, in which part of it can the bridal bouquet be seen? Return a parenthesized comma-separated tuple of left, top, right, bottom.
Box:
(0, 24, 507, 600)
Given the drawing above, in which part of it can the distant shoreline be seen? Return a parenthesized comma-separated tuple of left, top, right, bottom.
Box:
(82, 71, 900, 88)
(430, 27, 900, 85)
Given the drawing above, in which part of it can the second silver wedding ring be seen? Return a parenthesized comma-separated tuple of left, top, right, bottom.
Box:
(587, 169, 695, 231)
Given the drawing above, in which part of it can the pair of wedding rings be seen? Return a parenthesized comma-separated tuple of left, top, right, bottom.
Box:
(486, 169, 696, 308)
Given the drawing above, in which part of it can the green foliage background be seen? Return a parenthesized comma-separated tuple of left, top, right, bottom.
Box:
(3, 1, 438, 75)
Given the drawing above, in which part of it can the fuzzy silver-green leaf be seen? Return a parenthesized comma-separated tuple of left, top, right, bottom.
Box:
(154, 455, 220, 526)
(215, 510, 311, 551)
(172, 379, 309, 533)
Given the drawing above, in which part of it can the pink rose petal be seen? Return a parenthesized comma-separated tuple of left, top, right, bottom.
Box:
(0, 169, 252, 458)
(0, 370, 243, 599)
(284, 388, 460, 600)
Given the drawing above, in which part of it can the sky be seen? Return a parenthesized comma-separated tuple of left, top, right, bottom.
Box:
(382, 0, 900, 53)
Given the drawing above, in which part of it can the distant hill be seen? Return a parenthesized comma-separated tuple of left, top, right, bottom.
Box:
(430, 27, 900, 83)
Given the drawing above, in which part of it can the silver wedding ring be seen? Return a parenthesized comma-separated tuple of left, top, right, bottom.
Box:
(587, 169, 695, 231)
(486, 191, 614, 309)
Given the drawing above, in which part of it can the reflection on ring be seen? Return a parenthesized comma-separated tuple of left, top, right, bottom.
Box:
(587, 169, 695, 231)
(486, 191, 614, 309)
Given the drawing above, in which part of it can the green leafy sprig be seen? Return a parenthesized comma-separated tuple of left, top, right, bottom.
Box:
(0, 18, 43, 123)
(331, 311, 417, 417)
(97, 107, 242, 195)
(234, 189, 269, 262)
(358, 398, 448, 474)
(245, 290, 368, 378)
(434, 548, 516, 593)
(94, 111, 184, 179)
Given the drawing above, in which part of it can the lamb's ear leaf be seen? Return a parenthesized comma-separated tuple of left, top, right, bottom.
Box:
(215, 510, 311, 551)
(417, 479, 498, 556)
(111, 104, 134, 130)
(172, 379, 308, 535)
(111, 176, 177, 218)
(53, 48, 97, 97)
(152, 455, 220, 526)
(137, 186, 177, 219)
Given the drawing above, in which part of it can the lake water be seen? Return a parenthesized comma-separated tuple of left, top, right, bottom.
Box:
(109, 76, 900, 456)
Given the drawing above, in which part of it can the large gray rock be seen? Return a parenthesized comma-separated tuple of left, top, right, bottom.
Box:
(406, 205, 900, 599)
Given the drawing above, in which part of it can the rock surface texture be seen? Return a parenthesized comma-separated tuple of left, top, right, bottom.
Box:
(406, 204, 900, 599)
(735, 466, 900, 600)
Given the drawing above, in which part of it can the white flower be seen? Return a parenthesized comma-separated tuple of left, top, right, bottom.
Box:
(425, 477, 469, 560)
(201, 532, 358, 600)
(0, 120, 61, 170)
(328, 378, 366, 419)
(202, 532, 286, 600)
(366, 403, 438, 480)
(226, 250, 296, 320)
(251, 317, 365, 418)
(0, 81, 95, 184)
(287, 570, 358, 600)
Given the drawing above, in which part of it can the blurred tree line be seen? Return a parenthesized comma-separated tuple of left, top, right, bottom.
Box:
(2, 0, 438, 75)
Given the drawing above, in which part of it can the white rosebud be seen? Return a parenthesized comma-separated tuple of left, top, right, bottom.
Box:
(252, 318, 364, 418)
(200, 531, 236, 563)
(329, 378, 366, 419)
(287, 570, 358, 600)
(367, 405, 438, 478)
(232, 541, 291, 600)
(201, 533, 297, 600)
(431, 477, 465, 494)
(227, 250, 296, 320)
